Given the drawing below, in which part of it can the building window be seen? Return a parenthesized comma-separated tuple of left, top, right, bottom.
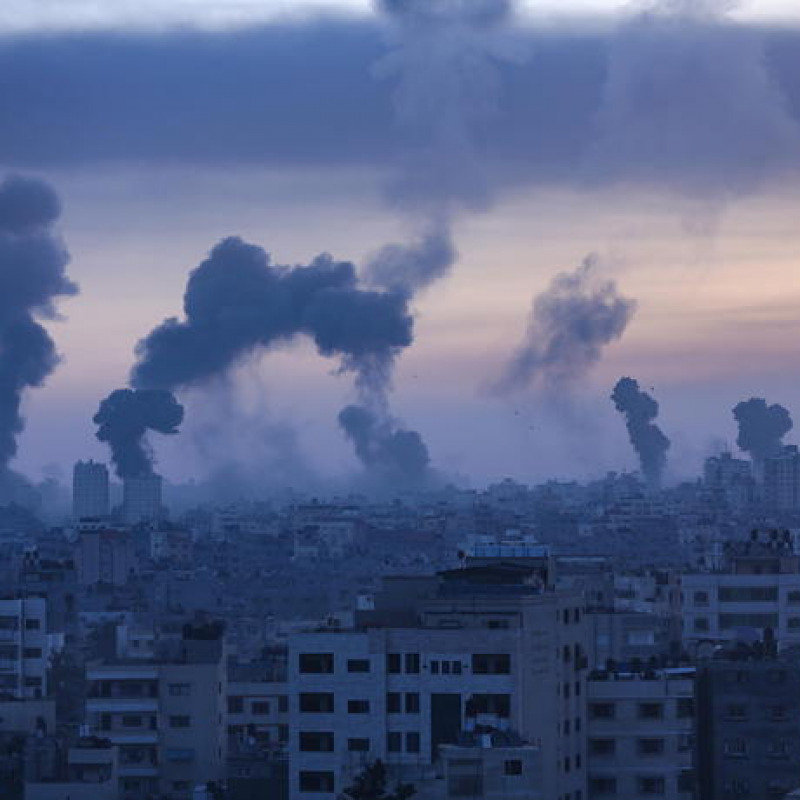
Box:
(299, 732, 334, 752)
(405, 693, 420, 714)
(589, 703, 615, 720)
(387, 653, 402, 674)
(387, 732, 402, 753)
(638, 703, 664, 720)
(169, 716, 191, 728)
(589, 777, 617, 795)
(406, 732, 421, 753)
(472, 654, 511, 675)
(723, 738, 747, 758)
(768, 740, 790, 759)
(121, 715, 142, 728)
(504, 760, 523, 776)
(228, 696, 244, 714)
(299, 693, 334, 713)
(252, 701, 270, 715)
(469, 693, 510, 718)
(788, 618, 800, 630)
(677, 698, 694, 718)
(348, 738, 370, 752)
(430, 660, 440, 675)
(693, 617, 709, 632)
(165, 749, 195, 763)
(348, 699, 370, 714)
(347, 659, 370, 673)
(725, 704, 747, 720)
(693, 590, 709, 606)
(590, 738, 616, 756)
(299, 771, 335, 793)
(638, 738, 665, 756)
(788, 590, 800, 605)
(24, 619, 40, 630)
(405, 653, 421, 674)
(770, 705, 787, 721)
(299, 653, 334, 674)
(168, 683, 191, 696)
(23, 648, 42, 658)
(387, 693, 401, 714)
(637, 776, 666, 794)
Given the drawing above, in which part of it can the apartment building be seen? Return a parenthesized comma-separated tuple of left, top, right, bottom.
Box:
(586, 667, 695, 800)
(288, 559, 588, 800)
(0, 596, 50, 699)
(227, 658, 289, 749)
(696, 646, 800, 800)
(72, 459, 111, 520)
(85, 622, 227, 800)
(681, 531, 800, 649)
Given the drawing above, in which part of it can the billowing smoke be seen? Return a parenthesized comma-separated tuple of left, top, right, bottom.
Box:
(0, 175, 76, 497)
(611, 377, 670, 490)
(339, 404, 431, 487)
(94, 389, 184, 478)
(733, 397, 792, 467)
(593, 0, 800, 203)
(96, 236, 416, 482)
(497, 255, 636, 393)
(366, 0, 519, 295)
(132, 237, 412, 395)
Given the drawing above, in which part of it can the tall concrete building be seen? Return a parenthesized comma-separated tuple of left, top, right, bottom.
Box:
(0, 596, 50, 699)
(85, 622, 227, 800)
(72, 459, 110, 519)
(764, 445, 800, 512)
(77, 521, 138, 586)
(288, 557, 588, 799)
(123, 474, 164, 525)
(587, 667, 695, 799)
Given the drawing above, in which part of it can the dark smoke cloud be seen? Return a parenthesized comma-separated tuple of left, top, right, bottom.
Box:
(611, 377, 670, 490)
(339, 403, 431, 488)
(1, 21, 799, 192)
(0, 175, 76, 495)
(733, 397, 793, 465)
(131, 236, 413, 396)
(496, 255, 636, 393)
(94, 388, 184, 479)
(591, 1, 800, 199)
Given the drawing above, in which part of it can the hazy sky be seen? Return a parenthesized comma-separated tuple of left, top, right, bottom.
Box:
(3, 0, 800, 491)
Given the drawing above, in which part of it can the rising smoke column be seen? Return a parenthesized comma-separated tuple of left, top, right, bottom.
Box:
(0, 175, 76, 496)
(497, 255, 636, 393)
(339, 404, 431, 487)
(733, 397, 792, 470)
(366, 0, 519, 294)
(94, 389, 184, 478)
(97, 236, 420, 482)
(611, 377, 670, 490)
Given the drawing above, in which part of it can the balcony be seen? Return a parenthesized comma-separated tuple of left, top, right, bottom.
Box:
(87, 698, 158, 713)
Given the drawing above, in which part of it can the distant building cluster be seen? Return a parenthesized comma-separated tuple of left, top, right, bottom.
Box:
(2, 453, 800, 798)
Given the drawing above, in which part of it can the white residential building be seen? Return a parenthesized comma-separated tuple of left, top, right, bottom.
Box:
(0, 596, 50, 699)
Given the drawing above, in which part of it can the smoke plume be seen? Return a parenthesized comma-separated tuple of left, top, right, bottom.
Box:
(593, 0, 800, 202)
(0, 175, 76, 495)
(366, 0, 519, 295)
(94, 388, 184, 478)
(497, 255, 636, 393)
(733, 397, 792, 466)
(132, 237, 412, 396)
(611, 377, 670, 490)
(339, 404, 431, 488)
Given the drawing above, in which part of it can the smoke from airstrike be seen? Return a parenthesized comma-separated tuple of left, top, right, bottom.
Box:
(497, 255, 636, 393)
(611, 377, 671, 490)
(94, 389, 184, 479)
(733, 397, 793, 468)
(0, 175, 76, 499)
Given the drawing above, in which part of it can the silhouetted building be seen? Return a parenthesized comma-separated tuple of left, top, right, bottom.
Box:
(122, 474, 163, 525)
(72, 460, 110, 519)
(764, 446, 800, 512)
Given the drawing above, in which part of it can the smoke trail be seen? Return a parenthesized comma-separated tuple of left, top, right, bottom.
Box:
(94, 388, 184, 479)
(496, 255, 636, 393)
(733, 397, 792, 467)
(339, 404, 431, 487)
(611, 377, 670, 490)
(0, 175, 76, 495)
(366, 0, 519, 294)
(96, 236, 416, 480)
(131, 237, 412, 395)
(593, 0, 800, 205)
